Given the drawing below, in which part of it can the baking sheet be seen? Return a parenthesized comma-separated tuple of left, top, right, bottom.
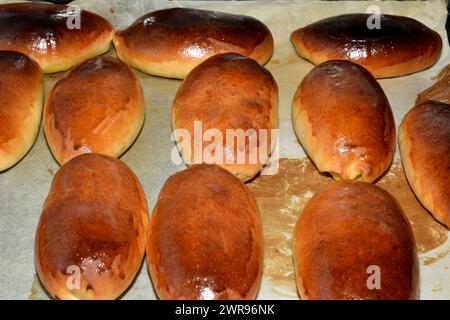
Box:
(0, 0, 449, 299)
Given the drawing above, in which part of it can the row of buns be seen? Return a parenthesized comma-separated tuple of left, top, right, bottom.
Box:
(35, 152, 421, 300)
(0, 3, 442, 77)
(0, 2, 447, 299)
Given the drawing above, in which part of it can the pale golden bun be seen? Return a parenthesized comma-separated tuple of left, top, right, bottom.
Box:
(172, 53, 278, 182)
(113, 7, 273, 79)
(35, 153, 149, 300)
(0, 2, 113, 73)
(293, 181, 418, 300)
(399, 100, 450, 228)
(292, 60, 395, 183)
(0, 51, 43, 172)
(147, 164, 263, 300)
(291, 14, 442, 78)
(43, 56, 144, 165)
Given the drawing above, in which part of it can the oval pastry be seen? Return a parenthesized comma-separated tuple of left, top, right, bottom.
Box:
(290, 14, 442, 78)
(292, 60, 395, 183)
(35, 153, 149, 300)
(113, 7, 273, 79)
(43, 56, 144, 165)
(0, 3, 113, 73)
(0, 51, 43, 172)
(172, 53, 278, 181)
(147, 164, 263, 300)
(399, 100, 450, 228)
(293, 181, 418, 300)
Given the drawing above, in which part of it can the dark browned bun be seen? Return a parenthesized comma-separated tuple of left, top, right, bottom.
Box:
(35, 153, 149, 300)
(0, 50, 43, 171)
(0, 2, 113, 73)
(293, 181, 419, 300)
(113, 7, 273, 79)
(399, 100, 450, 228)
(172, 53, 278, 181)
(292, 60, 395, 183)
(43, 56, 144, 165)
(147, 164, 263, 300)
(291, 14, 442, 78)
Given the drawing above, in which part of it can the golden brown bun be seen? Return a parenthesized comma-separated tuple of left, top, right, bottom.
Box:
(35, 153, 149, 300)
(0, 51, 44, 171)
(43, 56, 144, 165)
(292, 60, 395, 183)
(293, 181, 418, 300)
(291, 14, 442, 78)
(0, 2, 113, 73)
(113, 7, 273, 79)
(416, 64, 450, 105)
(172, 53, 278, 181)
(399, 101, 450, 228)
(147, 164, 263, 300)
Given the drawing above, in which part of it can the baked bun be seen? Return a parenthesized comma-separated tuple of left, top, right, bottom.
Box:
(291, 14, 442, 78)
(147, 164, 263, 300)
(35, 153, 149, 300)
(172, 53, 278, 181)
(416, 64, 450, 105)
(399, 100, 450, 228)
(292, 60, 395, 183)
(293, 181, 418, 300)
(0, 51, 43, 171)
(43, 56, 144, 165)
(113, 7, 273, 79)
(0, 2, 113, 73)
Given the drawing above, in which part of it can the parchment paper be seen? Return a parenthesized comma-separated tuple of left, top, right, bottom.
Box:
(0, 0, 448, 300)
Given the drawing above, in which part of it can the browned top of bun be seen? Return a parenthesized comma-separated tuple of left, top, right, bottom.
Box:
(178, 52, 277, 122)
(402, 101, 450, 176)
(293, 60, 395, 182)
(116, 7, 272, 63)
(35, 153, 148, 300)
(147, 164, 263, 299)
(294, 181, 418, 300)
(0, 2, 113, 71)
(173, 52, 277, 130)
(296, 14, 436, 46)
(0, 50, 42, 150)
(291, 14, 442, 78)
(0, 2, 112, 51)
(297, 60, 394, 152)
(43, 56, 144, 164)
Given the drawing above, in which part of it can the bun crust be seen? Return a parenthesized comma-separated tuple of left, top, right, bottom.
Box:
(43, 56, 144, 165)
(416, 65, 450, 105)
(172, 53, 278, 181)
(291, 14, 442, 78)
(147, 164, 263, 300)
(0, 3, 113, 73)
(0, 50, 43, 171)
(114, 7, 273, 79)
(292, 60, 395, 183)
(399, 101, 450, 228)
(35, 153, 149, 300)
(293, 181, 418, 300)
